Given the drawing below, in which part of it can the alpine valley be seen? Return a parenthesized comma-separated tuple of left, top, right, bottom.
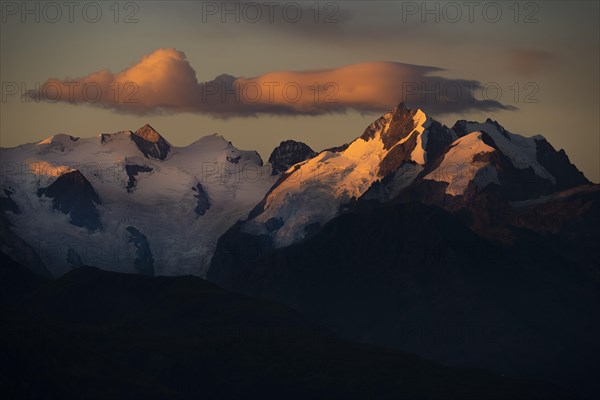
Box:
(1, 104, 599, 399)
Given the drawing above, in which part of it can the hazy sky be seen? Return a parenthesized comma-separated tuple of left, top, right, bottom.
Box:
(1, 0, 598, 181)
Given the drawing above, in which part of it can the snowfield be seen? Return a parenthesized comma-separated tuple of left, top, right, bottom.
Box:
(1, 106, 583, 276)
(1, 126, 275, 277)
(242, 109, 433, 247)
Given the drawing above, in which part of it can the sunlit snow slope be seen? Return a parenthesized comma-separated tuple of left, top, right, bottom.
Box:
(241, 104, 588, 248)
(1, 105, 589, 276)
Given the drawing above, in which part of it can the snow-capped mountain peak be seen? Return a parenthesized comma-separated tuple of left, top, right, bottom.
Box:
(131, 124, 171, 160)
(37, 133, 80, 146)
(423, 131, 499, 196)
(422, 118, 587, 198)
(1, 105, 590, 276)
(134, 124, 163, 143)
(240, 104, 589, 248)
(1, 127, 275, 277)
(243, 104, 435, 247)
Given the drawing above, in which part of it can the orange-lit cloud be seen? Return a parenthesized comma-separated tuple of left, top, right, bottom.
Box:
(32, 48, 515, 117)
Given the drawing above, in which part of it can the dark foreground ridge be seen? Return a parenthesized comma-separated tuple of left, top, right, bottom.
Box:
(209, 188, 600, 399)
(0, 252, 575, 400)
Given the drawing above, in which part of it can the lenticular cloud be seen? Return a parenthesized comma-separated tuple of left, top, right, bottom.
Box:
(32, 48, 515, 117)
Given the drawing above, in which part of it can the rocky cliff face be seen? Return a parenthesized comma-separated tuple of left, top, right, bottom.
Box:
(131, 124, 171, 160)
(37, 170, 102, 232)
(268, 140, 316, 175)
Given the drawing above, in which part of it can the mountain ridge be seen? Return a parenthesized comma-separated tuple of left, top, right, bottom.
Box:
(0, 107, 593, 277)
(237, 103, 590, 248)
(2, 105, 598, 397)
(0, 124, 276, 277)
